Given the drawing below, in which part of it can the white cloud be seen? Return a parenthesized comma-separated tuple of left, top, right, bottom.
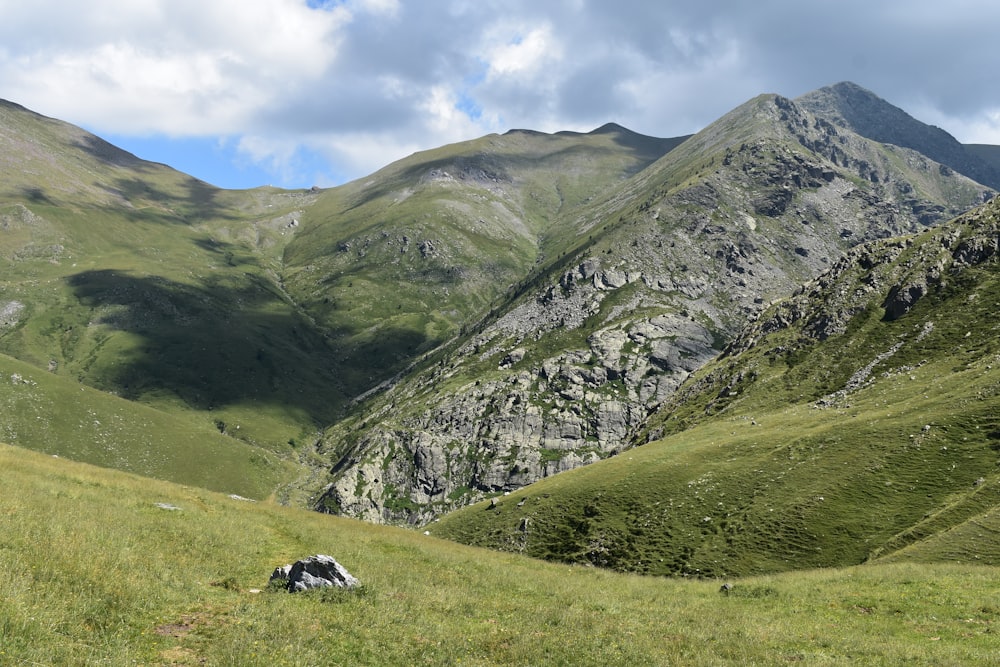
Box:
(355, 0, 400, 16)
(968, 110, 1000, 145)
(292, 83, 495, 184)
(912, 105, 1000, 146)
(318, 132, 425, 182)
(421, 85, 487, 137)
(1, 0, 999, 187)
(485, 25, 562, 78)
(0, 0, 346, 135)
(236, 135, 302, 182)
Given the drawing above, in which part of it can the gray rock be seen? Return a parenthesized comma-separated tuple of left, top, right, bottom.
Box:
(883, 281, 926, 321)
(595, 269, 628, 289)
(0, 300, 24, 329)
(154, 503, 182, 511)
(499, 347, 526, 369)
(270, 555, 360, 592)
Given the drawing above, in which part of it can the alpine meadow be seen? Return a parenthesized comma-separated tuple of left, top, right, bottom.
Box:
(2, 82, 1000, 665)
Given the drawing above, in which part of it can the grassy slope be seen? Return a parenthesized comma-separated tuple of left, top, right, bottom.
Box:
(1, 443, 998, 666)
(0, 101, 358, 491)
(0, 190, 346, 446)
(280, 127, 682, 384)
(433, 201, 1000, 578)
(0, 352, 293, 499)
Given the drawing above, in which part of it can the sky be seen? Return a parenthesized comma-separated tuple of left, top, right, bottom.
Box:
(1, 0, 999, 190)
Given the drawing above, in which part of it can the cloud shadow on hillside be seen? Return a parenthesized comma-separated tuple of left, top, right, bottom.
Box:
(65, 268, 428, 428)
(98, 175, 237, 224)
(19, 186, 54, 205)
(71, 135, 236, 223)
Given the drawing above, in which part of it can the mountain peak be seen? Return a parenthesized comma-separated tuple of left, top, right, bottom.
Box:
(798, 81, 929, 134)
(587, 122, 630, 135)
(824, 80, 881, 97)
(798, 82, 1000, 189)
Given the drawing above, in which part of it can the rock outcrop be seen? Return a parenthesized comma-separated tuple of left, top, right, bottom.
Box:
(270, 555, 360, 592)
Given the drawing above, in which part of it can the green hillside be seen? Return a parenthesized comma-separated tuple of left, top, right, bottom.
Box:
(0, 100, 350, 459)
(2, 442, 997, 665)
(280, 124, 684, 384)
(433, 196, 1000, 578)
(0, 99, 682, 497)
(0, 351, 292, 499)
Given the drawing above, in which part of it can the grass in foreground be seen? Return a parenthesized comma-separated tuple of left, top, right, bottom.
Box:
(1, 443, 998, 665)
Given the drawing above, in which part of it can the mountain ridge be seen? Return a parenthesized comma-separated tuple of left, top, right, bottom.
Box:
(311, 85, 996, 524)
(796, 81, 1000, 189)
(1, 84, 998, 528)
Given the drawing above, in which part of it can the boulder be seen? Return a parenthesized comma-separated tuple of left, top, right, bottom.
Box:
(270, 555, 360, 592)
(882, 281, 926, 321)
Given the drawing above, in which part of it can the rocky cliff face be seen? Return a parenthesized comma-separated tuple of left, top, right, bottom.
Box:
(736, 195, 1000, 352)
(431, 194, 1000, 576)
(647, 193, 1000, 444)
(313, 88, 995, 524)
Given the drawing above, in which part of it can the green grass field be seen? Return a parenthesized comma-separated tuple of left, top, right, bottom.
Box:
(1, 443, 998, 666)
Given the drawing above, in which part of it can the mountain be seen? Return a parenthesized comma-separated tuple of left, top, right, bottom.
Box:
(432, 194, 1000, 576)
(796, 81, 1000, 190)
(0, 99, 345, 494)
(1, 84, 997, 522)
(313, 84, 995, 524)
(966, 143, 1000, 175)
(3, 87, 1000, 665)
(0, 99, 684, 497)
(279, 123, 686, 390)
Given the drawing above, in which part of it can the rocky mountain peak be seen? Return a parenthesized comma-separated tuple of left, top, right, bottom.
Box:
(797, 82, 1000, 189)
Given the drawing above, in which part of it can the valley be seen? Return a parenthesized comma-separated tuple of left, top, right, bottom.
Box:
(1, 82, 999, 663)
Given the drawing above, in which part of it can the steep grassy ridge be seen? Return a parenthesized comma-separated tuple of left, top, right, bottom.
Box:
(433, 197, 1000, 578)
(2, 443, 998, 665)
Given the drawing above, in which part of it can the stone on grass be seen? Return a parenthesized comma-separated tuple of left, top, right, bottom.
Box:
(154, 503, 182, 511)
(269, 555, 360, 592)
